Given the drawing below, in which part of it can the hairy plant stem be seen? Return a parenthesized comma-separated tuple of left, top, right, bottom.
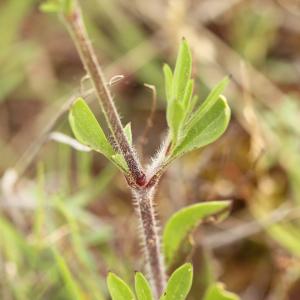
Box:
(62, 2, 166, 298)
(133, 186, 166, 299)
(63, 4, 145, 185)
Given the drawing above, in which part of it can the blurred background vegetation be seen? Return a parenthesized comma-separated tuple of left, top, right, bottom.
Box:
(1, 0, 300, 299)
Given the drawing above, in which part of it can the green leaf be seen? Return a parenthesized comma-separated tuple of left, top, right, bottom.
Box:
(167, 100, 185, 145)
(172, 95, 230, 158)
(163, 64, 173, 102)
(69, 97, 115, 159)
(163, 201, 230, 265)
(68, 98, 128, 171)
(124, 122, 132, 145)
(182, 79, 194, 108)
(203, 283, 239, 300)
(135, 272, 153, 300)
(165, 43, 231, 155)
(160, 263, 193, 300)
(107, 273, 136, 300)
(188, 77, 229, 129)
(172, 39, 192, 103)
(186, 95, 199, 116)
(166, 40, 193, 146)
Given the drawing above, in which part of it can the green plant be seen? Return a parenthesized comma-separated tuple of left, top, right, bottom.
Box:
(40, 0, 237, 299)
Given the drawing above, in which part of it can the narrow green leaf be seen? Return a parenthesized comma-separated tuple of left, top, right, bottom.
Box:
(166, 40, 194, 147)
(124, 122, 132, 145)
(188, 77, 229, 130)
(163, 64, 173, 101)
(173, 95, 230, 158)
(69, 97, 114, 159)
(167, 100, 185, 145)
(182, 79, 194, 108)
(107, 273, 135, 300)
(172, 39, 192, 103)
(163, 201, 230, 265)
(186, 95, 199, 116)
(160, 263, 193, 300)
(135, 272, 153, 300)
(203, 283, 239, 300)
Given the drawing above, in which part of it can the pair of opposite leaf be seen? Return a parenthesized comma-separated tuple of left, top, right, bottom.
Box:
(107, 263, 239, 300)
(68, 39, 230, 175)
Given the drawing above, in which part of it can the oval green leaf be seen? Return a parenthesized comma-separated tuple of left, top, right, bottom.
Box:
(69, 98, 128, 172)
(163, 201, 230, 265)
(107, 273, 136, 300)
(160, 263, 193, 300)
(69, 97, 115, 159)
(173, 95, 230, 158)
(135, 272, 153, 300)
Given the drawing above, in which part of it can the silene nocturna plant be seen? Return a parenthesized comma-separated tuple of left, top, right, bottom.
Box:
(41, 0, 239, 299)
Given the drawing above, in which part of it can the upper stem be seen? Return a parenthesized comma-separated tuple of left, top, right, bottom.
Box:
(63, 3, 145, 185)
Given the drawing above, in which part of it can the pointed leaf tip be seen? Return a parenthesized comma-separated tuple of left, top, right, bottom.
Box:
(107, 272, 135, 300)
(160, 263, 193, 300)
(135, 272, 153, 300)
(172, 39, 192, 103)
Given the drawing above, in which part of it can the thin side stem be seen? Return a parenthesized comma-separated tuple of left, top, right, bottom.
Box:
(63, 3, 145, 185)
(133, 187, 166, 299)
